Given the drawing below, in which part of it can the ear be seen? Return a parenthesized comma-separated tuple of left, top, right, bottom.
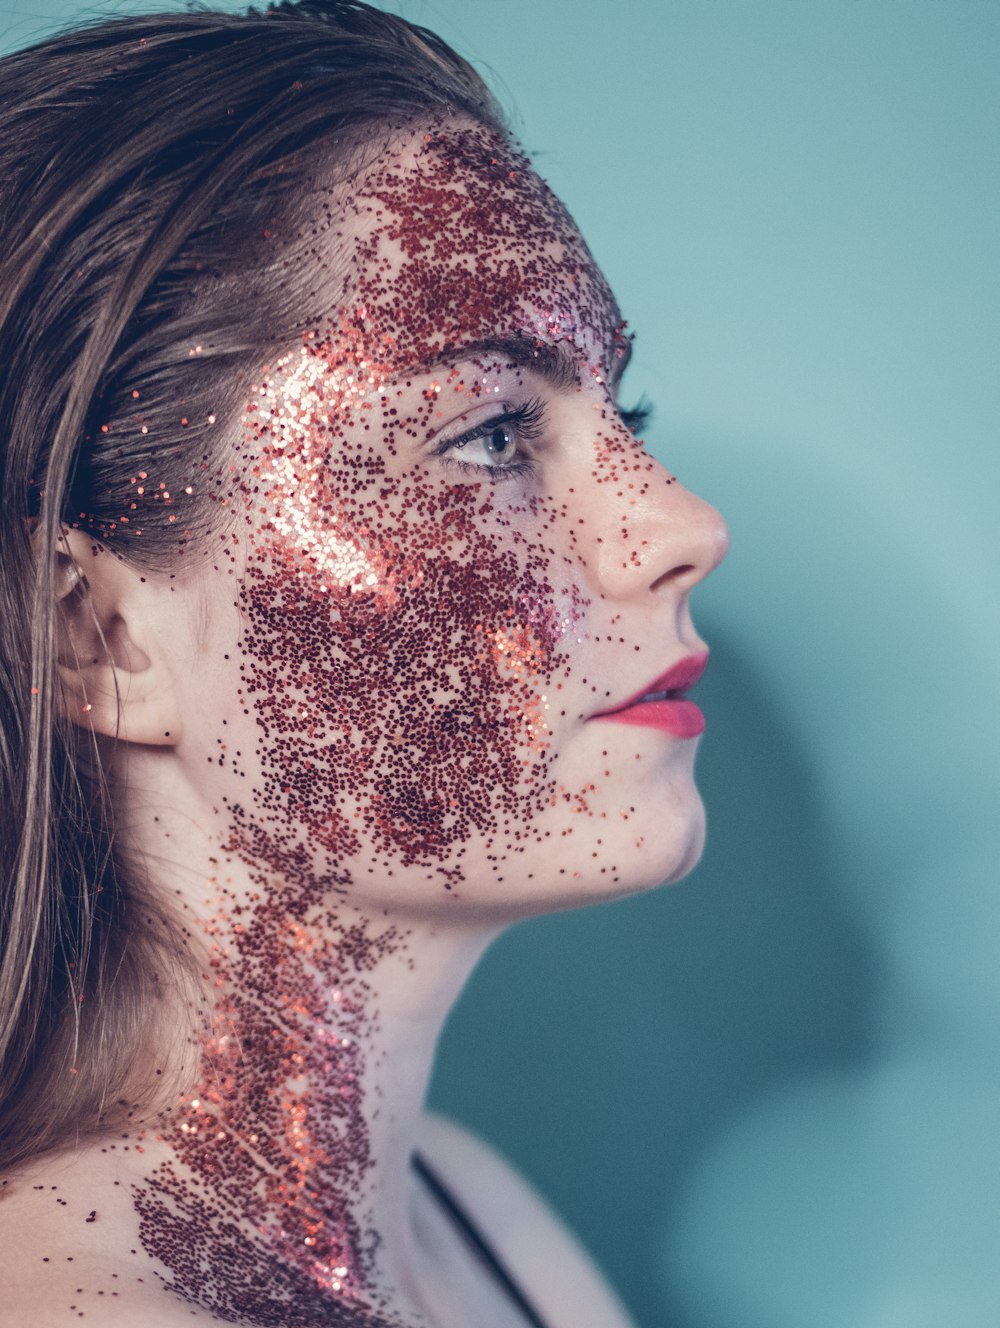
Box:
(54, 527, 181, 745)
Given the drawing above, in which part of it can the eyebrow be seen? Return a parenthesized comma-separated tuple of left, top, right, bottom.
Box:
(412, 332, 633, 394)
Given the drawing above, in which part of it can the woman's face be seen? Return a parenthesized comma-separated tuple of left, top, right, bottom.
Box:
(182, 122, 728, 918)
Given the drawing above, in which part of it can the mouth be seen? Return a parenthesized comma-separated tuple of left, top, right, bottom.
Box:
(590, 651, 709, 739)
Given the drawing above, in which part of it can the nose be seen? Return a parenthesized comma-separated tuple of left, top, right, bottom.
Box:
(581, 431, 729, 603)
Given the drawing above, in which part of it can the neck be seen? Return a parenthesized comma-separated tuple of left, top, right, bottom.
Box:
(127, 837, 499, 1326)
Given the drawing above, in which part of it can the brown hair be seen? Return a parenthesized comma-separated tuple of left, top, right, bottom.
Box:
(0, 0, 502, 1169)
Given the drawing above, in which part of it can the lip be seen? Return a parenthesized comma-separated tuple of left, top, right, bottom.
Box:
(590, 651, 709, 739)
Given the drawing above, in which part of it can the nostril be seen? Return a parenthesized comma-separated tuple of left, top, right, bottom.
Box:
(650, 563, 695, 595)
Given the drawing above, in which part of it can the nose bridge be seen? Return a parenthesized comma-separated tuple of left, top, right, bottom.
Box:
(584, 424, 728, 601)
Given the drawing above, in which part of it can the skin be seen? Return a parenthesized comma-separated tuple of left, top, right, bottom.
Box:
(5, 122, 727, 1327)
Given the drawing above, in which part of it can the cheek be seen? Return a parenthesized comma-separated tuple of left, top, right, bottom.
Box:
(229, 406, 582, 882)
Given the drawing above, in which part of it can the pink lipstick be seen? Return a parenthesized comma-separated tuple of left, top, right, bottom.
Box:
(591, 652, 709, 738)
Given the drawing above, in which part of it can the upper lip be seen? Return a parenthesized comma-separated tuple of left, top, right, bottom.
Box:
(591, 651, 710, 717)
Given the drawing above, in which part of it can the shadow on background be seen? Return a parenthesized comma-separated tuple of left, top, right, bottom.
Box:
(430, 627, 879, 1328)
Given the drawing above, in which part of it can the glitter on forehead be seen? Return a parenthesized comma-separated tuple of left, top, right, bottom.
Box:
(347, 125, 628, 380)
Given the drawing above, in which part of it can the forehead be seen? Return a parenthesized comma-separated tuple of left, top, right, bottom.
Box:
(326, 122, 627, 380)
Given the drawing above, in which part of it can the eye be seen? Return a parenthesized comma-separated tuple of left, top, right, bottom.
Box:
(476, 421, 519, 466)
(435, 397, 546, 482)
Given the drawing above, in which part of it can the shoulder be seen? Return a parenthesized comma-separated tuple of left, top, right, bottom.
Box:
(414, 1112, 637, 1328)
(0, 1153, 215, 1328)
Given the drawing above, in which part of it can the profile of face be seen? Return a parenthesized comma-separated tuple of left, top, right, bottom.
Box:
(171, 120, 728, 920)
(59, 119, 729, 1322)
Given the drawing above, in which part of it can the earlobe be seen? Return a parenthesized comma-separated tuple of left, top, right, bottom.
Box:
(53, 529, 181, 746)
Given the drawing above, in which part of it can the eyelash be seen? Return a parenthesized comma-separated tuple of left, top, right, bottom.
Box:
(434, 397, 546, 483)
(619, 396, 653, 435)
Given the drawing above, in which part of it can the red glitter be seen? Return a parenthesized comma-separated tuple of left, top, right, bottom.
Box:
(125, 123, 720, 1324)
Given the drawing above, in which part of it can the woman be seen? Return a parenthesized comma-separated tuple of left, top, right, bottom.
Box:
(0, 2, 727, 1324)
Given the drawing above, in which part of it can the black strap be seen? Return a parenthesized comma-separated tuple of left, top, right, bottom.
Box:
(411, 1150, 553, 1328)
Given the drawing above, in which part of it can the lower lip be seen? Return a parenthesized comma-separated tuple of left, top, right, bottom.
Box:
(594, 698, 705, 739)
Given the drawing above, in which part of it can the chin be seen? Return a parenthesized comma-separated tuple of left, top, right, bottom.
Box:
(620, 790, 707, 896)
(507, 784, 709, 919)
(368, 763, 709, 920)
(597, 753, 708, 891)
(662, 805, 707, 884)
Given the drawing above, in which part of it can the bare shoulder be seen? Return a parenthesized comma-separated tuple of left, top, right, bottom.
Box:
(0, 1154, 214, 1328)
(415, 1112, 637, 1328)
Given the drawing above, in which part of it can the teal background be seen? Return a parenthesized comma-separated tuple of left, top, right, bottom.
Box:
(3, 2, 997, 1324)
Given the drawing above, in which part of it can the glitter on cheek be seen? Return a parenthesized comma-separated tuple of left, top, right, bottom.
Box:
(487, 620, 552, 757)
(246, 331, 410, 608)
(230, 364, 572, 879)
